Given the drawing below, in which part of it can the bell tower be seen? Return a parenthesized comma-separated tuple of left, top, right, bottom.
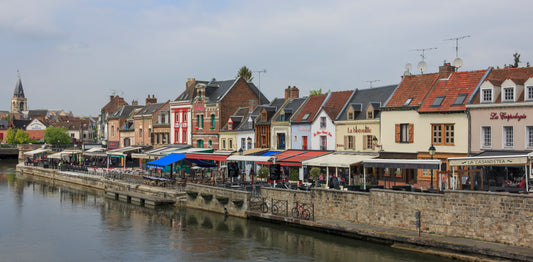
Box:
(11, 71, 27, 114)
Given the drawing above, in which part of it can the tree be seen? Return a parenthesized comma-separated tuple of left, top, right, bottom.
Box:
(5, 128, 33, 144)
(236, 66, 254, 82)
(309, 89, 330, 96)
(309, 167, 321, 187)
(44, 126, 72, 145)
(258, 166, 269, 181)
(504, 52, 530, 68)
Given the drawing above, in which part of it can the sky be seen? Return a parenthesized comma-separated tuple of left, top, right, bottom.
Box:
(1, 0, 532, 117)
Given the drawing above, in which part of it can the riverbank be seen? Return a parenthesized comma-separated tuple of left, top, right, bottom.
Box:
(17, 165, 533, 261)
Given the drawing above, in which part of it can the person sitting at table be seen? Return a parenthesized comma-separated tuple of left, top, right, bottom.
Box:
(519, 177, 526, 189)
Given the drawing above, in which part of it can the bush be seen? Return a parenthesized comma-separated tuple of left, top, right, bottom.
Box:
(309, 167, 320, 181)
(289, 169, 299, 181)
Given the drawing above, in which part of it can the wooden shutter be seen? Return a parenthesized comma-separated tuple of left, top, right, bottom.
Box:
(395, 124, 400, 143)
(408, 123, 414, 143)
(344, 136, 348, 150)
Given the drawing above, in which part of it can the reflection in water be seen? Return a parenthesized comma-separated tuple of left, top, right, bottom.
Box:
(0, 161, 454, 262)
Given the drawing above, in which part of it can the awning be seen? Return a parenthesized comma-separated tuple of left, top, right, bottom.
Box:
(363, 159, 441, 169)
(24, 148, 55, 156)
(302, 153, 378, 168)
(257, 150, 330, 167)
(242, 147, 269, 155)
(146, 153, 186, 168)
(449, 155, 529, 167)
(226, 155, 275, 162)
(47, 152, 63, 159)
(261, 151, 281, 156)
(107, 146, 143, 156)
(186, 151, 233, 162)
(85, 147, 106, 153)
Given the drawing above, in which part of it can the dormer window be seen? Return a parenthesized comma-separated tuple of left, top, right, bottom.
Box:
(502, 87, 515, 102)
(280, 114, 285, 121)
(527, 86, 533, 101)
(404, 97, 413, 106)
(348, 112, 354, 120)
(302, 113, 310, 120)
(367, 111, 373, 119)
(261, 113, 266, 122)
(431, 96, 445, 107)
(481, 88, 492, 103)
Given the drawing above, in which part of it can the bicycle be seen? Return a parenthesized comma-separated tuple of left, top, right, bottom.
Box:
(291, 201, 310, 220)
(259, 198, 269, 213)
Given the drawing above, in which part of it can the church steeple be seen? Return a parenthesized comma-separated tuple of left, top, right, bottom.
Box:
(11, 71, 27, 114)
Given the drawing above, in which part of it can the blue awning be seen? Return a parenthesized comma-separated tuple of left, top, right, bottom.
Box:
(261, 151, 280, 156)
(146, 153, 186, 168)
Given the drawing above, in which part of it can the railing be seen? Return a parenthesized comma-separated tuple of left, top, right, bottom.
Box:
(251, 196, 314, 221)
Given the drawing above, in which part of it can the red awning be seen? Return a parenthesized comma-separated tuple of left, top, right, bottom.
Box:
(257, 150, 330, 167)
(186, 153, 231, 162)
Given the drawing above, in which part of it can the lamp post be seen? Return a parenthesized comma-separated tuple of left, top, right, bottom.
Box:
(428, 144, 436, 190)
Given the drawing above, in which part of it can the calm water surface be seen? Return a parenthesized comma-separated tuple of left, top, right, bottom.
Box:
(0, 159, 454, 262)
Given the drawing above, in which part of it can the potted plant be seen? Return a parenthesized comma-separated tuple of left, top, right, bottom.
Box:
(309, 167, 320, 187)
(395, 169, 402, 177)
(216, 196, 229, 204)
(258, 166, 269, 181)
(186, 190, 198, 198)
(232, 199, 244, 207)
(200, 192, 213, 201)
(289, 169, 299, 182)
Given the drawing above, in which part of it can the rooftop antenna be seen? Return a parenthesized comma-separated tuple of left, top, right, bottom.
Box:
(411, 47, 436, 74)
(364, 80, 380, 88)
(445, 35, 470, 58)
(253, 69, 266, 103)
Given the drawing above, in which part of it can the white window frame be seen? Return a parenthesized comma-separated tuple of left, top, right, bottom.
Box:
(502, 86, 515, 102)
(526, 126, 533, 148)
(481, 126, 491, 148)
(481, 88, 493, 103)
(503, 126, 514, 148)
(526, 86, 533, 101)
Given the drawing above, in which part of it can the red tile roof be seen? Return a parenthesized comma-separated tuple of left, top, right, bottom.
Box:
(486, 67, 533, 82)
(322, 90, 353, 120)
(385, 73, 439, 107)
(293, 94, 327, 122)
(419, 69, 486, 112)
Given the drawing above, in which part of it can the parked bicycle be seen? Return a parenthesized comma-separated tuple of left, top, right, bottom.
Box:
(291, 201, 310, 220)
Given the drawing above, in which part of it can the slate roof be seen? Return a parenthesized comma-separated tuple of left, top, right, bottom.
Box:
(322, 90, 354, 120)
(419, 69, 486, 112)
(385, 73, 439, 108)
(255, 98, 285, 124)
(337, 84, 397, 121)
(13, 76, 24, 98)
(28, 110, 48, 118)
(175, 80, 208, 101)
(221, 107, 249, 131)
(109, 105, 143, 118)
(293, 94, 327, 122)
(12, 120, 32, 129)
(273, 97, 307, 122)
(135, 103, 164, 116)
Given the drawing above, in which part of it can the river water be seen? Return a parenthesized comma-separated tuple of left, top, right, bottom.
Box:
(0, 159, 454, 262)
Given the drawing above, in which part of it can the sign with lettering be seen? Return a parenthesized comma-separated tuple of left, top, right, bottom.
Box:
(449, 156, 528, 166)
(489, 112, 526, 121)
(347, 125, 371, 133)
(194, 103, 205, 112)
(313, 130, 332, 137)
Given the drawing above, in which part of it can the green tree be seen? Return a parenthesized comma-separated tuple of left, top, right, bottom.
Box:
(236, 66, 254, 82)
(309, 167, 321, 186)
(5, 128, 33, 144)
(44, 126, 72, 145)
(289, 169, 299, 181)
(504, 52, 530, 68)
(309, 89, 330, 96)
(258, 166, 269, 181)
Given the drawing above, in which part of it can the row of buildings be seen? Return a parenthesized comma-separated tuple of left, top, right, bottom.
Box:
(95, 63, 533, 189)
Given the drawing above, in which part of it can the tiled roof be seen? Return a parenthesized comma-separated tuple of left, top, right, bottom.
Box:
(419, 69, 486, 112)
(136, 103, 164, 116)
(274, 97, 307, 121)
(486, 67, 533, 82)
(337, 85, 397, 121)
(293, 94, 327, 122)
(322, 90, 354, 120)
(385, 73, 439, 108)
(221, 107, 249, 131)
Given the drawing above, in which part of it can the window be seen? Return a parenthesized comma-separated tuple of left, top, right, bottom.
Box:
(280, 114, 285, 121)
(183, 111, 187, 122)
(432, 124, 454, 145)
(261, 113, 266, 122)
(404, 97, 413, 106)
(320, 136, 327, 150)
(111, 125, 115, 137)
(481, 88, 492, 103)
(182, 129, 187, 144)
(139, 128, 143, 138)
(302, 136, 308, 150)
(229, 139, 233, 149)
(503, 126, 513, 147)
(208, 140, 213, 148)
(320, 117, 326, 128)
(396, 123, 413, 143)
(502, 87, 514, 102)
(196, 114, 200, 128)
(200, 114, 204, 128)
(348, 112, 354, 120)
(277, 133, 286, 150)
(481, 126, 491, 148)
(302, 113, 310, 120)
(364, 135, 374, 150)
(431, 96, 445, 106)
(453, 94, 468, 105)
(222, 139, 226, 149)
(241, 138, 246, 150)
(345, 135, 354, 150)
(211, 114, 215, 129)
(175, 130, 179, 144)
(527, 126, 533, 148)
(527, 86, 533, 101)
(197, 139, 204, 148)
(367, 111, 373, 119)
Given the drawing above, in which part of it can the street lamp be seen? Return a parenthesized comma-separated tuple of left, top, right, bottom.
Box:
(428, 144, 436, 190)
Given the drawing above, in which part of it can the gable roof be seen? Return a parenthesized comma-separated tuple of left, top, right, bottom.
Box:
(221, 107, 249, 131)
(109, 105, 143, 119)
(385, 73, 439, 108)
(321, 90, 354, 120)
(273, 97, 307, 122)
(101, 95, 128, 114)
(255, 98, 285, 124)
(135, 103, 164, 117)
(469, 66, 533, 104)
(419, 69, 486, 112)
(11, 119, 32, 129)
(293, 94, 327, 122)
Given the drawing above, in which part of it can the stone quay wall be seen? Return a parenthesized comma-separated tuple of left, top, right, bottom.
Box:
(184, 184, 250, 218)
(17, 165, 184, 202)
(259, 187, 533, 248)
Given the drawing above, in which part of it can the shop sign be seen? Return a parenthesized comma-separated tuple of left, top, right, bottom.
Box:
(313, 130, 332, 137)
(449, 156, 527, 166)
(347, 125, 371, 133)
(194, 103, 205, 112)
(490, 112, 526, 121)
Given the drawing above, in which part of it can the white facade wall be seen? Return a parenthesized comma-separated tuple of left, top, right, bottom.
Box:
(310, 110, 336, 151)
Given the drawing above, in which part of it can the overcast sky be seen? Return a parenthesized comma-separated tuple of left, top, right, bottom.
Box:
(1, 0, 532, 116)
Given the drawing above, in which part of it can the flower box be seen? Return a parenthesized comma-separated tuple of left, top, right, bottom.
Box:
(232, 199, 244, 207)
(200, 193, 213, 201)
(186, 191, 198, 198)
(216, 196, 229, 204)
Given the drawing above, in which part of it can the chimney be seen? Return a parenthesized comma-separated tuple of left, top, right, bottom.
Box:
(110, 95, 114, 101)
(248, 99, 258, 112)
(285, 86, 299, 101)
(146, 94, 157, 104)
(131, 100, 138, 106)
(439, 62, 455, 79)
(186, 78, 196, 88)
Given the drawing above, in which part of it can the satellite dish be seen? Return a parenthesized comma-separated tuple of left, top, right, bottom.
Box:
(453, 57, 463, 68)
(405, 63, 412, 71)
(417, 61, 427, 73)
